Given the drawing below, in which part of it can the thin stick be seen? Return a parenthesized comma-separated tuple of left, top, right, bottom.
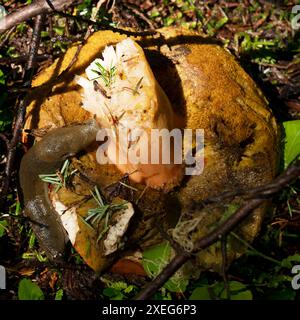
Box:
(0, 26, 15, 48)
(124, 3, 155, 30)
(221, 236, 230, 300)
(0, 54, 52, 65)
(202, 159, 300, 204)
(0, 133, 9, 148)
(0, 0, 156, 36)
(135, 198, 263, 300)
(0, 14, 44, 203)
(134, 160, 300, 299)
(0, 0, 80, 33)
(46, 0, 105, 78)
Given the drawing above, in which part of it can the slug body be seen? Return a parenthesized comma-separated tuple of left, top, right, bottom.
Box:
(19, 119, 99, 261)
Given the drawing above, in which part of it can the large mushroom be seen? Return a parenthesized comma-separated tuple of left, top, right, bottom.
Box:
(20, 27, 279, 275)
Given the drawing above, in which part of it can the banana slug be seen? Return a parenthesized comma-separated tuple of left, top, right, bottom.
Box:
(19, 119, 99, 261)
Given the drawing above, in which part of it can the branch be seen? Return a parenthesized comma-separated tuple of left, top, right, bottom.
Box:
(134, 198, 263, 300)
(0, 14, 44, 204)
(134, 159, 300, 300)
(0, 133, 9, 149)
(0, 0, 81, 34)
(52, 0, 106, 79)
(1, 0, 156, 37)
(0, 54, 52, 65)
(46, 3, 156, 36)
(0, 26, 15, 48)
(221, 236, 230, 300)
(201, 159, 300, 204)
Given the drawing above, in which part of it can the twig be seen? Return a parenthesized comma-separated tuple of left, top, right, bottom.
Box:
(48, 3, 156, 36)
(49, 0, 106, 77)
(134, 160, 300, 300)
(135, 185, 148, 204)
(42, 0, 156, 37)
(202, 159, 300, 204)
(0, 0, 81, 34)
(251, 60, 294, 70)
(0, 14, 44, 204)
(135, 252, 190, 300)
(25, 16, 44, 86)
(0, 54, 52, 65)
(0, 26, 15, 48)
(45, 0, 121, 82)
(231, 231, 281, 265)
(134, 198, 263, 300)
(286, 100, 300, 112)
(124, 3, 155, 30)
(0, 133, 9, 149)
(221, 236, 230, 300)
(0, 0, 156, 62)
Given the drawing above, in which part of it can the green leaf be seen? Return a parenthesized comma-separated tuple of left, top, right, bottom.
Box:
(143, 242, 171, 276)
(189, 287, 211, 300)
(16, 22, 27, 34)
(41, 31, 49, 38)
(18, 279, 45, 300)
(28, 231, 36, 249)
(0, 220, 8, 237)
(214, 16, 228, 30)
(164, 17, 175, 26)
(266, 288, 296, 300)
(103, 287, 125, 300)
(110, 293, 125, 300)
(103, 287, 117, 297)
(219, 281, 253, 300)
(53, 26, 64, 36)
(281, 254, 300, 269)
(0, 69, 5, 85)
(55, 289, 64, 300)
(77, 0, 92, 15)
(283, 120, 300, 169)
(189, 281, 252, 300)
(142, 242, 189, 292)
(124, 285, 134, 294)
(150, 11, 160, 18)
(109, 281, 128, 291)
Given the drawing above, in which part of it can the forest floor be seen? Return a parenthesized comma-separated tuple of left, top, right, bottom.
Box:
(0, 0, 300, 300)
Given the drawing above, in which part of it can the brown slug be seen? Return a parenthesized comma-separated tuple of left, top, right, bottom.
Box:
(19, 119, 99, 261)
